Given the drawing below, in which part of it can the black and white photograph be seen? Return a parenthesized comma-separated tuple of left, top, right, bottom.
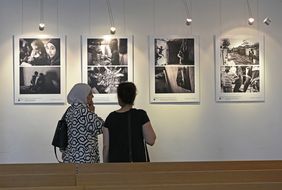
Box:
(14, 35, 66, 104)
(155, 38, 195, 66)
(150, 36, 200, 103)
(19, 38, 61, 66)
(88, 66, 128, 94)
(220, 38, 259, 66)
(155, 66, 194, 93)
(20, 67, 60, 94)
(215, 35, 264, 102)
(220, 66, 260, 93)
(82, 36, 133, 103)
(88, 38, 128, 66)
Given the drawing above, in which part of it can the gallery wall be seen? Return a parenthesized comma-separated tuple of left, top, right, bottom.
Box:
(0, 0, 282, 163)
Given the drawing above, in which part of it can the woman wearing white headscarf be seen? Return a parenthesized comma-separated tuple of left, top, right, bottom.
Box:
(62, 83, 104, 163)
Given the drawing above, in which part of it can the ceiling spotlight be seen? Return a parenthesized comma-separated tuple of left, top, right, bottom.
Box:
(263, 17, 271, 25)
(110, 26, 116, 35)
(248, 17, 255, 25)
(39, 23, 45, 31)
(186, 18, 192, 26)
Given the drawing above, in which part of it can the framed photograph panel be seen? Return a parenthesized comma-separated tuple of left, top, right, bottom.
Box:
(215, 35, 264, 102)
(13, 35, 66, 104)
(149, 36, 200, 103)
(82, 36, 133, 103)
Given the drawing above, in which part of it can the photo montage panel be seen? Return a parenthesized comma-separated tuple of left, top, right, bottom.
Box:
(215, 35, 265, 102)
(82, 36, 133, 103)
(14, 36, 66, 104)
(150, 36, 200, 103)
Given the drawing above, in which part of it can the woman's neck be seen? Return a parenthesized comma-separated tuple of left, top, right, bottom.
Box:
(117, 104, 133, 113)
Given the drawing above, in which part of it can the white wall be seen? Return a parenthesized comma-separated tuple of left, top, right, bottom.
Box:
(0, 0, 282, 163)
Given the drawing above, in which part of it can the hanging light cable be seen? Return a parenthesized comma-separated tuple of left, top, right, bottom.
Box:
(39, 0, 45, 31)
(21, 0, 24, 33)
(106, 0, 116, 34)
(247, 0, 254, 25)
(183, 0, 192, 26)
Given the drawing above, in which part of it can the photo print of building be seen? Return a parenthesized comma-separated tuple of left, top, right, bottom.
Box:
(216, 36, 264, 102)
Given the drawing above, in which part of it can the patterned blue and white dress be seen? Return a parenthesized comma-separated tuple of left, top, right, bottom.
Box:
(62, 103, 104, 163)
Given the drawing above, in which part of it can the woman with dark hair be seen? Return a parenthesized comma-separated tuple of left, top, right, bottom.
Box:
(45, 39, 60, 65)
(103, 82, 156, 162)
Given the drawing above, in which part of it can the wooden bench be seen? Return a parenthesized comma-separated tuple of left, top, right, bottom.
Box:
(76, 161, 282, 189)
(83, 183, 282, 190)
(1, 161, 282, 190)
(0, 187, 83, 190)
(0, 163, 76, 188)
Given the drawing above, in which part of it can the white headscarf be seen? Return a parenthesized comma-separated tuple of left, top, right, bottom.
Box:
(67, 83, 92, 104)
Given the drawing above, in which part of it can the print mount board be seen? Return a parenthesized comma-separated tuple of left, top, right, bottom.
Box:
(215, 35, 265, 102)
(82, 35, 133, 104)
(13, 35, 66, 104)
(149, 35, 200, 103)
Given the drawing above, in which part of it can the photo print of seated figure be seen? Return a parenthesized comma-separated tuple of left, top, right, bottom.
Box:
(20, 39, 50, 66)
(87, 38, 128, 66)
(20, 67, 60, 94)
(19, 38, 60, 66)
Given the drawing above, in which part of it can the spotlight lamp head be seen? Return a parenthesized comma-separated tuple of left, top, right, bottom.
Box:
(39, 23, 45, 31)
(263, 17, 271, 25)
(110, 26, 116, 35)
(186, 18, 192, 26)
(248, 17, 255, 25)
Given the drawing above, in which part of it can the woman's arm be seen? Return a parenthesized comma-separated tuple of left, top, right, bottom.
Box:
(142, 121, 156, 146)
(102, 127, 109, 162)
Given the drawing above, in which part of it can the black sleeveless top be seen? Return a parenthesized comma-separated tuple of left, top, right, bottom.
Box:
(104, 108, 149, 162)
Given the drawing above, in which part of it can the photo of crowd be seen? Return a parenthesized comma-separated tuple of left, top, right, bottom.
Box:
(220, 65, 260, 93)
